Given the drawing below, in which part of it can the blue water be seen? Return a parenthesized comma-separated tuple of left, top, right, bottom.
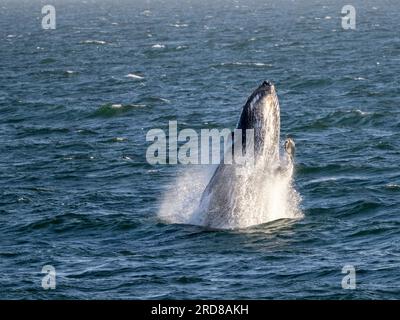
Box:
(1, 0, 400, 299)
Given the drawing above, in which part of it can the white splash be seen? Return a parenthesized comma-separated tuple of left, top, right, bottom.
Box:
(158, 166, 215, 225)
(158, 158, 302, 229)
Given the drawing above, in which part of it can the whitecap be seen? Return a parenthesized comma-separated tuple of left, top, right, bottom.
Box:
(141, 10, 151, 16)
(169, 23, 188, 28)
(354, 109, 370, 116)
(125, 73, 144, 79)
(82, 40, 106, 45)
(220, 62, 272, 67)
(254, 62, 270, 67)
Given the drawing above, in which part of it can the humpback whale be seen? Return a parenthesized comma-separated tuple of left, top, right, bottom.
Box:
(198, 81, 295, 229)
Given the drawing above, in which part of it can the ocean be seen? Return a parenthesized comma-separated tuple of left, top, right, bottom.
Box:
(0, 0, 399, 299)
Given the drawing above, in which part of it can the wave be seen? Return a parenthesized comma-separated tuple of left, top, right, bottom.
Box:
(385, 184, 400, 190)
(296, 109, 384, 131)
(40, 58, 56, 64)
(92, 103, 146, 118)
(17, 212, 139, 233)
(15, 126, 70, 138)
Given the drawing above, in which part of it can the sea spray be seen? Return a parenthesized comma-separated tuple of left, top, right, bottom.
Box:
(158, 165, 216, 225)
(158, 160, 302, 229)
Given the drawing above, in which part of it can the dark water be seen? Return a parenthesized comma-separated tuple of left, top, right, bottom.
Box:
(1, 0, 400, 299)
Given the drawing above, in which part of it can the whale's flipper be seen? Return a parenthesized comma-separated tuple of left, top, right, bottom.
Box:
(274, 137, 295, 177)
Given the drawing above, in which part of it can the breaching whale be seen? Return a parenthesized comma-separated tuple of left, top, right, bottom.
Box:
(197, 81, 295, 229)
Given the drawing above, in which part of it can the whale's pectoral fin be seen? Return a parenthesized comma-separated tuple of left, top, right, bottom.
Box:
(284, 137, 295, 159)
(272, 137, 295, 177)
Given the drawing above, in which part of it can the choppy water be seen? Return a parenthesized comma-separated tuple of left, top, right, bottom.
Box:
(1, 0, 400, 299)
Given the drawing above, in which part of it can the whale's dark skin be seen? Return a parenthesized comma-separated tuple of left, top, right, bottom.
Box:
(236, 81, 280, 155)
(199, 81, 285, 229)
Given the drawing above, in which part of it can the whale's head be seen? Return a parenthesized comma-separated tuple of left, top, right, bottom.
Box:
(237, 81, 280, 162)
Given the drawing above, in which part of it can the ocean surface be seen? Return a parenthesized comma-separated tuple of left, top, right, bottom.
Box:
(1, 0, 400, 299)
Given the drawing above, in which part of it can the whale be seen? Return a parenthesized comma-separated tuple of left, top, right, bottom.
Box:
(197, 81, 295, 229)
